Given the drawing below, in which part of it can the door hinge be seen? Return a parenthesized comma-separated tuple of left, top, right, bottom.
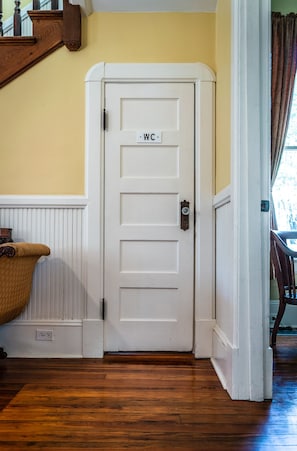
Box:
(261, 200, 270, 212)
(102, 109, 108, 131)
(101, 298, 106, 320)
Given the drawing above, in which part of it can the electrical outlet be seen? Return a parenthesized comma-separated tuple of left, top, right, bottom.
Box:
(36, 329, 53, 341)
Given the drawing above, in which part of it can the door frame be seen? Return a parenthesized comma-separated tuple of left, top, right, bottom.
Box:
(229, 0, 272, 400)
(84, 63, 216, 358)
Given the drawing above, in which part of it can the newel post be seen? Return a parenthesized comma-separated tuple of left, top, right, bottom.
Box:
(63, 0, 81, 51)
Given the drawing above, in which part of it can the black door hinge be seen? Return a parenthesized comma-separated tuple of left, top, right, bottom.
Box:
(103, 109, 107, 131)
(261, 200, 270, 212)
(101, 298, 106, 320)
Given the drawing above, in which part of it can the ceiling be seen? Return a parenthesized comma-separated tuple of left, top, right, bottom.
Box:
(69, 0, 218, 15)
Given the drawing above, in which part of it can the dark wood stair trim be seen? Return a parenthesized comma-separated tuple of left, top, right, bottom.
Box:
(0, 10, 64, 89)
(0, 37, 37, 46)
(28, 10, 63, 22)
(0, 2, 81, 89)
(63, 0, 81, 51)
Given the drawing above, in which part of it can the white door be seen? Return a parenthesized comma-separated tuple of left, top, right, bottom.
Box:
(104, 82, 194, 352)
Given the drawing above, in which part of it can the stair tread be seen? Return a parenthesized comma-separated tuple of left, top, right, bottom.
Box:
(0, 37, 37, 46)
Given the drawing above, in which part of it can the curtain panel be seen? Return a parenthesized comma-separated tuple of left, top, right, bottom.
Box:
(271, 12, 297, 229)
(271, 13, 297, 186)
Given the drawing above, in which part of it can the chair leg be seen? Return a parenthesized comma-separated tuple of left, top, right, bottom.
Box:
(271, 300, 287, 347)
(0, 347, 7, 359)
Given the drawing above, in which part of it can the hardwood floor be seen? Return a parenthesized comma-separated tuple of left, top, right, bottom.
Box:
(0, 338, 296, 450)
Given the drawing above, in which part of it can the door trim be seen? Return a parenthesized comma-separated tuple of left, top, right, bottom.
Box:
(84, 63, 215, 357)
(229, 0, 272, 400)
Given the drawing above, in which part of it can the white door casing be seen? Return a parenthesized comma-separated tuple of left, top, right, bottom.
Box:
(84, 63, 215, 358)
(104, 82, 194, 351)
(229, 0, 272, 400)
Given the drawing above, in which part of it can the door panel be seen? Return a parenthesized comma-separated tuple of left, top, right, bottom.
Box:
(120, 193, 178, 225)
(121, 146, 179, 178)
(104, 83, 194, 351)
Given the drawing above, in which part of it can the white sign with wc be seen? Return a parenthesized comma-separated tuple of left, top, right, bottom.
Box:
(136, 131, 162, 143)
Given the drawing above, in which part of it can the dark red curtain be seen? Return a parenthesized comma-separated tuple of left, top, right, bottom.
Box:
(271, 13, 297, 228)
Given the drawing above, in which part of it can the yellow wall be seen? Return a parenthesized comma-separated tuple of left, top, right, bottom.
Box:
(0, 12, 216, 195)
(215, 0, 231, 192)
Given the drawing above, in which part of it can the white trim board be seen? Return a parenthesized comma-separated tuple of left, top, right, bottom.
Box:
(85, 62, 215, 358)
(0, 320, 83, 358)
(70, 0, 218, 15)
(213, 185, 231, 209)
(0, 195, 87, 208)
(229, 0, 272, 400)
(212, 0, 272, 402)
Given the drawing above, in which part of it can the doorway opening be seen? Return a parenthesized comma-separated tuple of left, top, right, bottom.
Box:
(85, 62, 215, 358)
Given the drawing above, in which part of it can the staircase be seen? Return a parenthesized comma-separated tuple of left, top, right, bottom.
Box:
(0, 0, 81, 88)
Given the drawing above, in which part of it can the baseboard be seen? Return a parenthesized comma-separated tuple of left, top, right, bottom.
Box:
(0, 320, 83, 358)
(82, 319, 104, 358)
(194, 319, 216, 358)
(211, 325, 233, 392)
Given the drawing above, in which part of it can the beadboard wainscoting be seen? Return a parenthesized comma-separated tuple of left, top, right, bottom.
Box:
(0, 196, 102, 357)
(211, 186, 234, 393)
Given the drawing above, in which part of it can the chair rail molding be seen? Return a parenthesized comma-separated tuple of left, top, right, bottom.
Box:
(0, 194, 88, 207)
(213, 185, 231, 209)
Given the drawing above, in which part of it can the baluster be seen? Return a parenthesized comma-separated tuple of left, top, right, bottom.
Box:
(0, 0, 3, 37)
(33, 0, 59, 11)
(14, 1, 21, 36)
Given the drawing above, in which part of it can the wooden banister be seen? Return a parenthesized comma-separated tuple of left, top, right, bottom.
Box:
(0, 0, 81, 88)
(0, 2, 3, 37)
(33, 1, 59, 10)
(14, 1, 22, 36)
(63, 0, 81, 51)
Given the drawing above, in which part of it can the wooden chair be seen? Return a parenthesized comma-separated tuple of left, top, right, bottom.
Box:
(270, 230, 297, 346)
(0, 242, 50, 358)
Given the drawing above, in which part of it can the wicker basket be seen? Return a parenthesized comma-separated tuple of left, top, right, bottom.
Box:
(0, 242, 50, 325)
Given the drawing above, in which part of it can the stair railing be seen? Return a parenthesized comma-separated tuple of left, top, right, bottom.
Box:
(0, 2, 2, 37)
(0, 0, 81, 88)
(1, 0, 62, 37)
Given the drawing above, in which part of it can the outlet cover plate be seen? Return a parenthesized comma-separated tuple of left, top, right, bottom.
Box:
(36, 329, 53, 341)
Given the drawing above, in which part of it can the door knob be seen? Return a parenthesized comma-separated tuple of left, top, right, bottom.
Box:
(180, 200, 190, 231)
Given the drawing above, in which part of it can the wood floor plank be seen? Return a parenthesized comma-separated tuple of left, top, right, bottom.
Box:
(0, 338, 296, 449)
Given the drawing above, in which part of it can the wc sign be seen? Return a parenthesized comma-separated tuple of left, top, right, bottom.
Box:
(136, 131, 162, 143)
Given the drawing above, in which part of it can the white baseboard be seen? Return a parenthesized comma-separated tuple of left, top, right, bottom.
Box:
(0, 320, 83, 358)
(194, 319, 216, 358)
(211, 325, 233, 392)
(83, 319, 104, 357)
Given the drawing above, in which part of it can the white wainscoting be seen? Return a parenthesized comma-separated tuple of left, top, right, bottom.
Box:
(0, 196, 90, 357)
(211, 186, 234, 393)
